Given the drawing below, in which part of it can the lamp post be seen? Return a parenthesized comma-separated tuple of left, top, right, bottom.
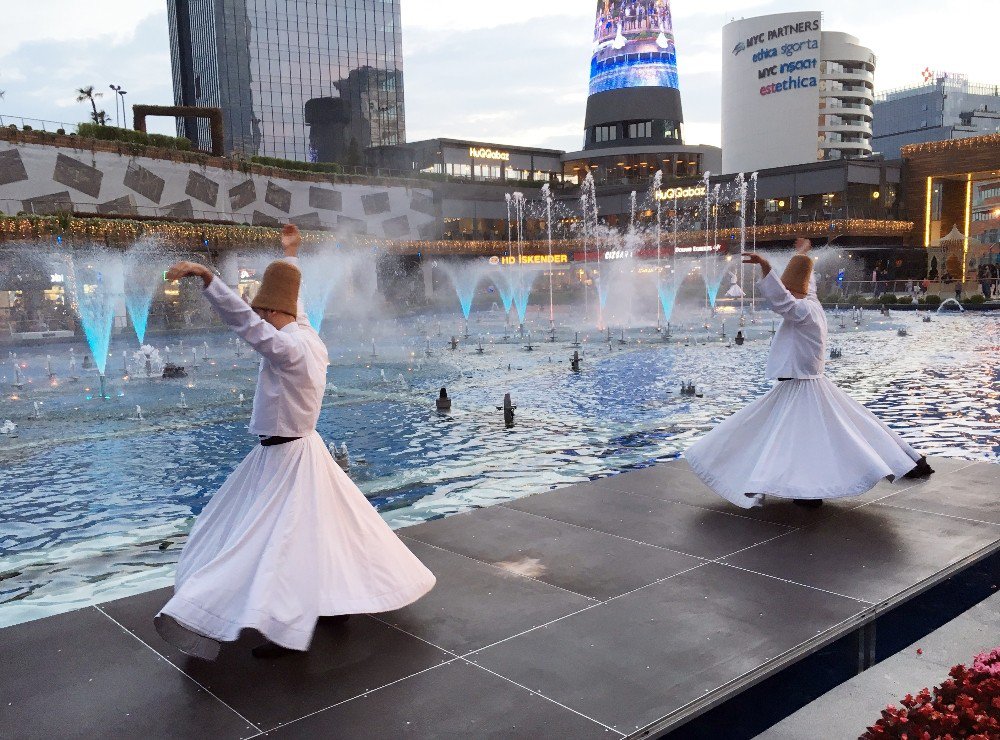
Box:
(109, 85, 127, 128)
(109, 84, 122, 127)
(119, 90, 128, 127)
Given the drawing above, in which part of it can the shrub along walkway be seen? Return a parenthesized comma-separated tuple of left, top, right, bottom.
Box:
(2, 457, 998, 739)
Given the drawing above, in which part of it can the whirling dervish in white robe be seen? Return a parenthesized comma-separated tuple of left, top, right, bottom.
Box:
(155, 237, 435, 660)
(686, 242, 933, 509)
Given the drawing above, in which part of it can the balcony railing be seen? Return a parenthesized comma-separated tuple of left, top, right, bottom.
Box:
(821, 70, 875, 84)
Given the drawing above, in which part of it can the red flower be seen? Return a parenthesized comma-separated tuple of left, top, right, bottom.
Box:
(862, 647, 1000, 739)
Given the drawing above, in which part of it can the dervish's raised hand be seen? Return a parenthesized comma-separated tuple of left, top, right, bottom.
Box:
(742, 252, 772, 277)
(166, 261, 214, 288)
(281, 224, 302, 258)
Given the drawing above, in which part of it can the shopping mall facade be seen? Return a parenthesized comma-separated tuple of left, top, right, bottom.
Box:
(2, 4, 999, 332)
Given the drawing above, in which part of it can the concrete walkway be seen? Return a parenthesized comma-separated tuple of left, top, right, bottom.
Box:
(2, 456, 998, 739)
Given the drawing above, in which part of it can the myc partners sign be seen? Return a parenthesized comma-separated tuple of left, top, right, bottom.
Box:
(721, 11, 823, 173)
(735, 18, 821, 97)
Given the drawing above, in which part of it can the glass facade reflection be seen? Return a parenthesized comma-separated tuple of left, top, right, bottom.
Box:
(168, 0, 405, 162)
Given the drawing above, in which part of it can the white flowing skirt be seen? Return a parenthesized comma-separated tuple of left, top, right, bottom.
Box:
(156, 431, 435, 652)
(685, 377, 921, 509)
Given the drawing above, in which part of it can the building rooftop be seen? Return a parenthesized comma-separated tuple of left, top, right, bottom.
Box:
(876, 75, 1000, 103)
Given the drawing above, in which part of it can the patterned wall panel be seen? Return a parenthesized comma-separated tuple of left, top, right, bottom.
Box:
(0, 141, 438, 241)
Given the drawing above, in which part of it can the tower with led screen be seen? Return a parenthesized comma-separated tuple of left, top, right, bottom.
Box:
(584, 0, 685, 151)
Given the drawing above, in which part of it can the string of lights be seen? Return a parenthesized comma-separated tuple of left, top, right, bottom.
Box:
(0, 214, 336, 246)
(389, 219, 917, 255)
(901, 133, 1000, 156)
(0, 214, 915, 253)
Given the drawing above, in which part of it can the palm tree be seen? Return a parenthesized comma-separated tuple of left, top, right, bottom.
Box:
(75, 86, 107, 125)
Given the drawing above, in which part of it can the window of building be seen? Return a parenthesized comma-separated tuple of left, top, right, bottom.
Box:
(445, 163, 471, 178)
(593, 125, 617, 143)
(473, 164, 501, 180)
(627, 121, 652, 139)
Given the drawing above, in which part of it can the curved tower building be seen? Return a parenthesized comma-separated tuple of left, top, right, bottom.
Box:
(586, 0, 682, 147)
(563, 1, 720, 188)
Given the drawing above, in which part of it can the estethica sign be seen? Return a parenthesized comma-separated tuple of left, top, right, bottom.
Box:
(469, 147, 510, 162)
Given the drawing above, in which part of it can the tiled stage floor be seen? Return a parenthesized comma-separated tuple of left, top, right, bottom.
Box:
(2, 457, 998, 739)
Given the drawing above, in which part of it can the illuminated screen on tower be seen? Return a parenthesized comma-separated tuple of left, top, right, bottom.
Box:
(590, 0, 679, 95)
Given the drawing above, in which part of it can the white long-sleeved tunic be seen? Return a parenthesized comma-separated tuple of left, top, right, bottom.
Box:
(757, 270, 827, 380)
(202, 257, 328, 437)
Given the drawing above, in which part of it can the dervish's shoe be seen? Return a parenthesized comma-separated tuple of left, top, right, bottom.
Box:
(319, 614, 351, 625)
(251, 641, 305, 659)
(903, 457, 935, 479)
(153, 613, 221, 661)
(793, 499, 824, 509)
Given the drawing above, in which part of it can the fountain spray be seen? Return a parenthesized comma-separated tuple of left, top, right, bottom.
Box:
(652, 171, 663, 330)
(750, 172, 758, 315)
(702, 172, 712, 311)
(736, 172, 747, 317)
(542, 184, 555, 338)
(580, 173, 595, 321)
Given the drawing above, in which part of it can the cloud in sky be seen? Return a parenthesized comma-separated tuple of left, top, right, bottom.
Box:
(1, 4, 174, 134)
(1, 1, 996, 146)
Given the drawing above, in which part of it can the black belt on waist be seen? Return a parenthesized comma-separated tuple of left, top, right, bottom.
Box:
(259, 436, 301, 447)
(777, 378, 793, 382)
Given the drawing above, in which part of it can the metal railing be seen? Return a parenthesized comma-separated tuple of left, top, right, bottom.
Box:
(0, 115, 78, 133)
(827, 278, 1000, 298)
(755, 206, 896, 226)
(4, 317, 76, 335)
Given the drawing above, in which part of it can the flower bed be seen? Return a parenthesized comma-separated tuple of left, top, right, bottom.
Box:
(863, 647, 1000, 738)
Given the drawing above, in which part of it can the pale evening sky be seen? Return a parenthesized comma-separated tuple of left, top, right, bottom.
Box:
(0, 1, 995, 151)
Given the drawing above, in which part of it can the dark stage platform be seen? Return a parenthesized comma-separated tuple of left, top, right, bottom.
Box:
(2, 456, 998, 739)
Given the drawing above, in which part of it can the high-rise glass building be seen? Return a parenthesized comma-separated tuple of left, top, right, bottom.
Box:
(167, 0, 405, 163)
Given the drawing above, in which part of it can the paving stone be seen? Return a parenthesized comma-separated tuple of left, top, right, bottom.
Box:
(228, 179, 256, 211)
(361, 191, 391, 215)
(308, 186, 342, 211)
(252, 210, 281, 227)
(163, 199, 194, 219)
(0, 148, 29, 186)
(381, 214, 411, 239)
(264, 181, 292, 213)
(97, 195, 138, 216)
(21, 191, 73, 215)
(123, 160, 165, 203)
(185, 170, 219, 206)
(52, 153, 103, 198)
